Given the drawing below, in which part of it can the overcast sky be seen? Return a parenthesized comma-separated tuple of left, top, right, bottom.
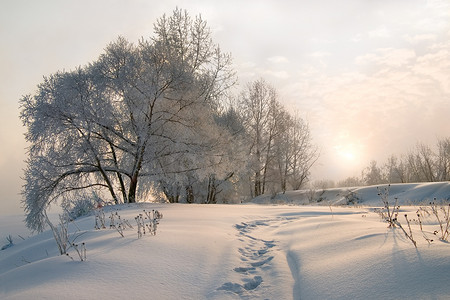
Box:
(1, 0, 449, 214)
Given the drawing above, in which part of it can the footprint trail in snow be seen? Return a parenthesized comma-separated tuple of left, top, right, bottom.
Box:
(217, 218, 281, 298)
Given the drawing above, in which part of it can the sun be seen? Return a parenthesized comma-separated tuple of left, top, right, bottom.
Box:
(341, 150, 355, 161)
(335, 145, 358, 162)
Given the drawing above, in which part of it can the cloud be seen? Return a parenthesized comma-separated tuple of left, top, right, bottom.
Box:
(368, 26, 390, 38)
(355, 48, 416, 68)
(310, 37, 335, 44)
(309, 51, 331, 58)
(263, 70, 290, 79)
(288, 37, 450, 180)
(267, 56, 289, 64)
(403, 34, 437, 45)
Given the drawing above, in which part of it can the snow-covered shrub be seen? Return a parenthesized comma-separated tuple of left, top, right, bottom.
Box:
(67, 197, 96, 220)
(398, 214, 417, 248)
(109, 211, 133, 237)
(343, 190, 361, 205)
(430, 201, 450, 241)
(45, 212, 70, 255)
(415, 208, 434, 244)
(1, 235, 14, 250)
(377, 184, 400, 227)
(307, 189, 326, 203)
(415, 202, 450, 243)
(94, 208, 106, 230)
(376, 185, 417, 247)
(135, 210, 163, 238)
(45, 212, 86, 261)
(71, 242, 86, 261)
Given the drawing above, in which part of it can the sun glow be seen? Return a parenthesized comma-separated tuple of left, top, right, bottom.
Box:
(335, 145, 359, 163)
(341, 150, 355, 161)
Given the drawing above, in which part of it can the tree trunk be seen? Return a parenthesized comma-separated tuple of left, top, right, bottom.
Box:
(254, 171, 261, 197)
(207, 175, 217, 204)
(109, 142, 128, 203)
(186, 185, 194, 203)
(128, 174, 138, 203)
(127, 138, 147, 203)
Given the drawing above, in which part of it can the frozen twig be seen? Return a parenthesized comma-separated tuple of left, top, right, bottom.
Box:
(393, 214, 417, 248)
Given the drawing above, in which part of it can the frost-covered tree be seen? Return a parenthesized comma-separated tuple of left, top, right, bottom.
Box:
(239, 79, 277, 197)
(436, 137, 450, 181)
(238, 79, 318, 197)
(363, 160, 385, 186)
(356, 137, 450, 186)
(383, 155, 405, 184)
(415, 143, 437, 182)
(20, 8, 235, 231)
(336, 176, 364, 188)
(284, 114, 318, 191)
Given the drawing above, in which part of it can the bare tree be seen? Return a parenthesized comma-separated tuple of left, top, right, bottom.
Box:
(416, 143, 436, 182)
(355, 137, 450, 186)
(239, 79, 276, 197)
(363, 160, 385, 186)
(238, 79, 318, 196)
(336, 176, 363, 188)
(286, 114, 319, 190)
(436, 137, 450, 181)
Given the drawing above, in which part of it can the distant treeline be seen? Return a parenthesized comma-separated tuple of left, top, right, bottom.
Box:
(314, 137, 450, 188)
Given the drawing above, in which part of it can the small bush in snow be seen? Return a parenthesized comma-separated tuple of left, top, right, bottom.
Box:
(415, 201, 450, 242)
(45, 212, 70, 255)
(94, 208, 163, 239)
(67, 198, 96, 220)
(1, 235, 14, 250)
(343, 190, 361, 205)
(430, 201, 450, 241)
(94, 208, 106, 229)
(45, 211, 87, 261)
(71, 242, 87, 261)
(415, 210, 434, 244)
(377, 184, 400, 227)
(135, 209, 163, 238)
(397, 214, 417, 248)
(307, 189, 326, 203)
(109, 211, 133, 237)
(376, 185, 417, 247)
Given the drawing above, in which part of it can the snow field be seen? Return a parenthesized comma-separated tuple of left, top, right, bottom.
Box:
(1, 198, 450, 299)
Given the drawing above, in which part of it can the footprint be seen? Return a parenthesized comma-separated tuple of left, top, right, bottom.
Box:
(234, 266, 256, 273)
(250, 256, 274, 267)
(264, 241, 276, 248)
(258, 249, 268, 255)
(235, 223, 248, 230)
(217, 276, 263, 294)
(219, 218, 283, 296)
(217, 282, 244, 294)
(243, 276, 263, 290)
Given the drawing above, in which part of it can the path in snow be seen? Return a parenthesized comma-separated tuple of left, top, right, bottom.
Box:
(217, 220, 275, 296)
(217, 216, 297, 299)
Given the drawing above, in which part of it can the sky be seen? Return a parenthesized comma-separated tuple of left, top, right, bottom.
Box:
(1, 0, 449, 214)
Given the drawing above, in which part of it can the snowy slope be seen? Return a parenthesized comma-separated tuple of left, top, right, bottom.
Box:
(251, 181, 450, 206)
(1, 184, 450, 299)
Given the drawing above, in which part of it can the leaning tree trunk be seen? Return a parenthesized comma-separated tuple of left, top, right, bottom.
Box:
(109, 141, 128, 203)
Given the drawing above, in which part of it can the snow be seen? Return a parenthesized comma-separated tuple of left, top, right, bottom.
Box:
(252, 182, 450, 206)
(1, 183, 450, 299)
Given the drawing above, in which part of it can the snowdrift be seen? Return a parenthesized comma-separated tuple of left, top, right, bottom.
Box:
(251, 181, 450, 206)
(1, 183, 450, 299)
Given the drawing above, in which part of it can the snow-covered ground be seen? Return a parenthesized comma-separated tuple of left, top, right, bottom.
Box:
(252, 182, 450, 206)
(1, 183, 450, 299)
